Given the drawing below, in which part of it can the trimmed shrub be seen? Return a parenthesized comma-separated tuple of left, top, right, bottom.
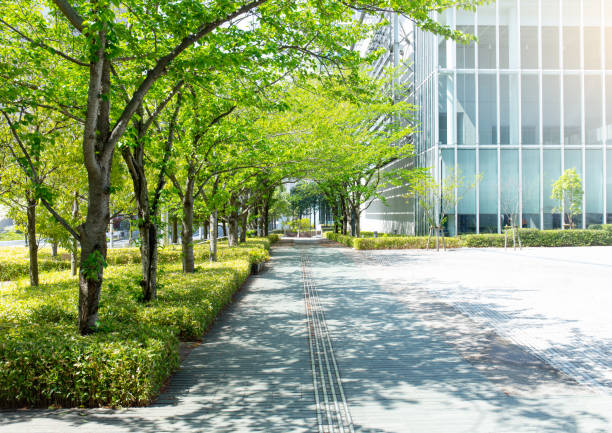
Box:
(587, 224, 612, 232)
(267, 234, 281, 244)
(462, 228, 612, 247)
(0, 240, 269, 408)
(461, 233, 506, 247)
(324, 232, 355, 247)
(353, 236, 463, 250)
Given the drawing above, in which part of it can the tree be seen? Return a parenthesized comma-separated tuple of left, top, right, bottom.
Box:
(1, 0, 484, 334)
(551, 168, 583, 229)
(409, 166, 480, 248)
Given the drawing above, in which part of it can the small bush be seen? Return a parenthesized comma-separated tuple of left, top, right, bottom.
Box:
(353, 236, 463, 250)
(267, 234, 281, 244)
(324, 232, 355, 247)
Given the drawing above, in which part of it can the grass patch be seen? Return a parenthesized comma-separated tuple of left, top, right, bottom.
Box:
(0, 230, 23, 241)
(0, 238, 270, 408)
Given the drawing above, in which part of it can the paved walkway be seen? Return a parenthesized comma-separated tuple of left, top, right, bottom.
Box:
(1, 240, 611, 432)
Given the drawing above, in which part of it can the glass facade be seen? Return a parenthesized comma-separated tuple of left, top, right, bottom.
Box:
(401, 0, 612, 235)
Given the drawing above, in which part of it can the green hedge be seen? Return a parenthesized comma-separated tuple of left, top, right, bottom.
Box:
(324, 232, 355, 247)
(0, 239, 269, 408)
(587, 224, 612, 232)
(267, 234, 281, 244)
(327, 228, 612, 249)
(353, 236, 463, 250)
(462, 228, 612, 247)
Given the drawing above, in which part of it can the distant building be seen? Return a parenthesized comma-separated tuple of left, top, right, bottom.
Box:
(362, 0, 612, 235)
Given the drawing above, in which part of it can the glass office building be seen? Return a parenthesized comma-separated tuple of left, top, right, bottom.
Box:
(362, 0, 612, 235)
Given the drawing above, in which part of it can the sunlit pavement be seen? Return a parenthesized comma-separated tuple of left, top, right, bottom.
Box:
(1, 240, 611, 432)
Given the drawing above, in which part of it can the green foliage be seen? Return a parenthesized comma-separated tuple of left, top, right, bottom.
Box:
(587, 224, 612, 232)
(0, 240, 271, 283)
(324, 232, 355, 247)
(285, 218, 312, 232)
(0, 240, 269, 408)
(82, 250, 107, 281)
(353, 236, 463, 250)
(408, 166, 481, 231)
(461, 229, 612, 247)
(0, 229, 22, 241)
(328, 229, 612, 249)
(267, 234, 281, 244)
(0, 247, 71, 281)
(551, 168, 584, 228)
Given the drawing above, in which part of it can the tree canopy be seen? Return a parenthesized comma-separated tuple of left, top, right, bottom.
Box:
(1, 0, 485, 334)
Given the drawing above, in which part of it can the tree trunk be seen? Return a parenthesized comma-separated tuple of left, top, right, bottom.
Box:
(71, 192, 79, 277)
(352, 206, 361, 237)
(140, 221, 158, 301)
(263, 202, 270, 236)
(209, 210, 218, 262)
(240, 210, 248, 242)
(181, 184, 195, 273)
(26, 196, 38, 287)
(171, 215, 179, 244)
(340, 200, 347, 234)
(51, 243, 58, 258)
(228, 211, 239, 246)
(204, 219, 209, 241)
(78, 175, 111, 335)
(222, 220, 227, 237)
(124, 139, 161, 301)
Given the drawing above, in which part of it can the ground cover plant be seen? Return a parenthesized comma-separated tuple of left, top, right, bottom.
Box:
(0, 238, 271, 408)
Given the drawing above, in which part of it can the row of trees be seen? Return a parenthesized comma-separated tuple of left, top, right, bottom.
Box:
(0, 0, 483, 334)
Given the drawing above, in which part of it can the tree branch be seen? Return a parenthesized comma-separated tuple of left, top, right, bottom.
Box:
(50, 0, 84, 32)
(0, 18, 88, 66)
(1, 110, 81, 240)
(151, 92, 182, 215)
(142, 79, 184, 136)
(106, 0, 268, 151)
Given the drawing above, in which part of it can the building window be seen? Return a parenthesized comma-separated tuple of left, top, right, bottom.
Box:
(499, 0, 518, 69)
(438, 74, 453, 145)
(478, 73, 497, 144)
(521, 74, 540, 144)
(457, 73, 476, 145)
(607, 75, 612, 144)
(478, 3, 497, 69)
(585, 75, 603, 144)
(584, 27, 601, 70)
(586, 149, 603, 225)
(564, 74, 582, 145)
(500, 149, 519, 227)
(542, 0, 560, 69)
(479, 149, 498, 233)
(542, 27, 560, 69)
(543, 149, 562, 229)
(563, 0, 580, 69)
(607, 150, 612, 221)
(522, 149, 540, 228)
(500, 73, 519, 144)
(458, 149, 476, 233)
(543, 74, 561, 144)
(584, 0, 602, 70)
